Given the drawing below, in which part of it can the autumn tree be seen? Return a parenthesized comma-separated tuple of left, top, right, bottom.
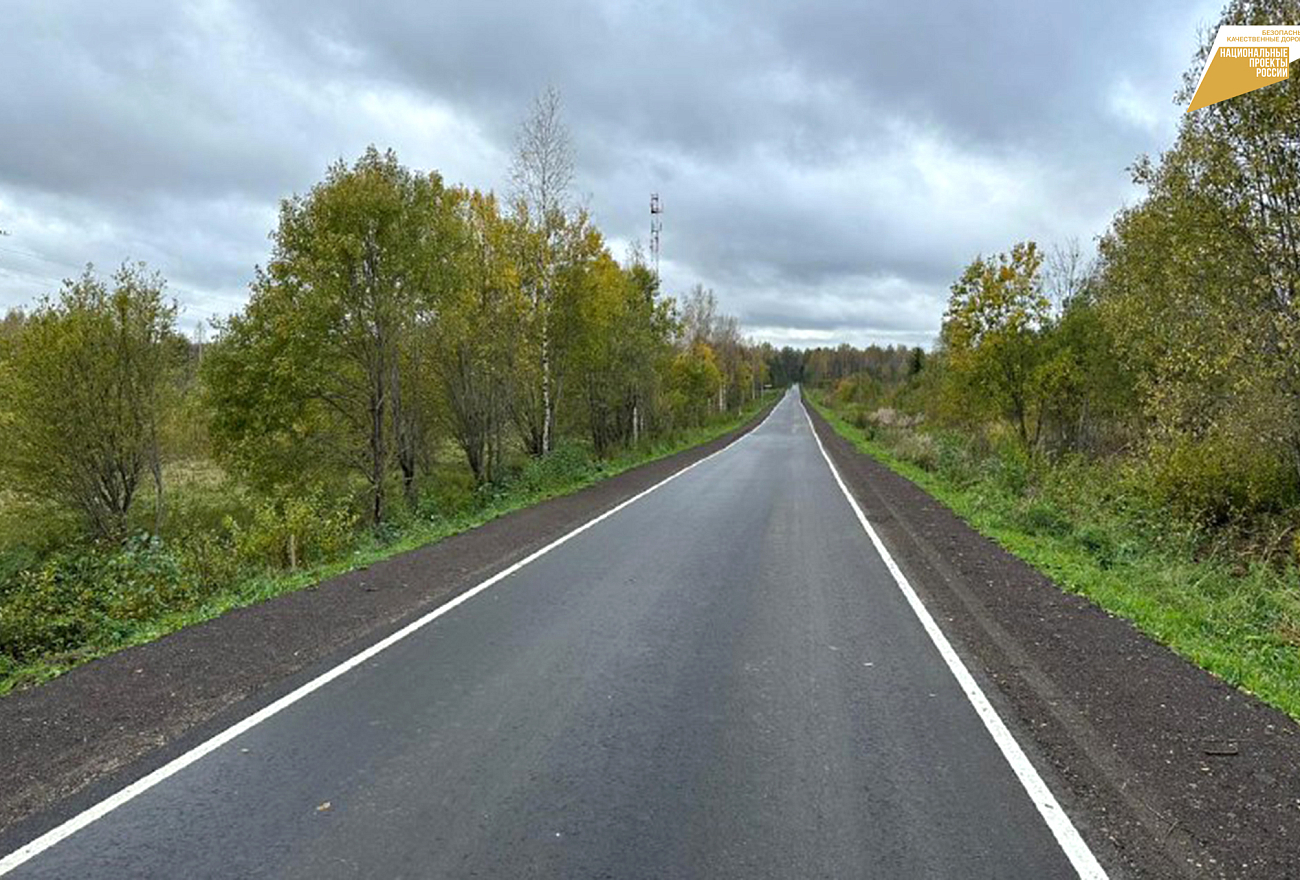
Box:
(940, 241, 1050, 447)
(0, 307, 24, 341)
(205, 148, 455, 523)
(621, 257, 674, 443)
(1033, 293, 1135, 454)
(563, 247, 675, 454)
(678, 284, 717, 346)
(765, 345, 803, 387)
(510, 86, 576, 455)
(678, 285, 751, 413)
(1082, 0, 1300, 513)
(669, 342, 723, 426)
(0, 265, 179, 538)
(433, 188, 523, 484)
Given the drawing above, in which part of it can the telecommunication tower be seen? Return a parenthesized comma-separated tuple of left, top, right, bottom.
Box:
(649, 193, 662, 282)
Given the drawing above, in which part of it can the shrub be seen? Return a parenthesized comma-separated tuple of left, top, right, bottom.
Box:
(174, 529, 241, 596)
(100, 534, 190, 620)
(228, 489, 358, 572)
(1148, 435, 1297, 524)
(510, 442, 595, 496)
(2, 556, 99, 659)
(1, 535, 192, 660)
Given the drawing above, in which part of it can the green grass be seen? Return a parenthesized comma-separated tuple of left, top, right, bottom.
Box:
(809, 392, 1300, 721)
(0, 393, 778, 695)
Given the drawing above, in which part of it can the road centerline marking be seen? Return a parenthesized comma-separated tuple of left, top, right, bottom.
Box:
(799, 396, 1108, 880)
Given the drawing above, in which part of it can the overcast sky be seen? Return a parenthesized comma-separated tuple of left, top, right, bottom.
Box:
(1, 0, 1222, 348)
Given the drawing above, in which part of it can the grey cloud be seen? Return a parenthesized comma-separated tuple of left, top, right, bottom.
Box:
(0, 0, 1224, 344)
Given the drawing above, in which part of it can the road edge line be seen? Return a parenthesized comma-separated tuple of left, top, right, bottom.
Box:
(0, 392, 789, 875)
(799, 395, 1108, 880)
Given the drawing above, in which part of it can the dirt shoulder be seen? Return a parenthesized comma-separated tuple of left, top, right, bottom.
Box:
(0, 400, 776, 844)
(805, 396, 1300, 879)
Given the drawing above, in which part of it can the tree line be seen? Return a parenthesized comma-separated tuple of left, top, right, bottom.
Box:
(806, 0, 1300, 530)
(0, 90, 773, 543)
(801, 0, 1300, 717)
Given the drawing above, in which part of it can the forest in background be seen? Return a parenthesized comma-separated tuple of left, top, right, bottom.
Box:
(806, 0, 1300, 718)
(0, 90, 778, 689)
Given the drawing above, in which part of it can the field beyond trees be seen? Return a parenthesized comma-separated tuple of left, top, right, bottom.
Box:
(0, 92, 781, 693)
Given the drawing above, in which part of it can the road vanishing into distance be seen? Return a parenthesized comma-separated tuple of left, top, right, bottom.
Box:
(1, 390, 1104, 878)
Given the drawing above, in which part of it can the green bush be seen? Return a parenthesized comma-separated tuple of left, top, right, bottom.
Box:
(1073, 522, 1115, 560)
(100, 534, 190, 620)
(1, 535, 192, 660)
(1, 489, 358, 662)
(510, 442, 596, 496)
(2, 555, 99, 658)
(1148, 435, 1297, 524)
(228, 489, 358, 572)
(174, 529, 241, 596)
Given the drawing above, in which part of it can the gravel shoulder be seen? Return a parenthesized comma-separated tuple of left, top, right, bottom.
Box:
(0, 401, 775, 846)
(805, 395, 1300, 880)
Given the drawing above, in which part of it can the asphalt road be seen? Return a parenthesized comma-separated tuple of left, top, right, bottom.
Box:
(3, 390, 1096, 878)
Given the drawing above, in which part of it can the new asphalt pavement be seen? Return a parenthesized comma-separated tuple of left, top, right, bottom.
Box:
(2, 390, 1096, 878)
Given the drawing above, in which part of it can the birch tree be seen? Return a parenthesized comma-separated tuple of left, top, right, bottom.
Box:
(509, 86, 575, 455)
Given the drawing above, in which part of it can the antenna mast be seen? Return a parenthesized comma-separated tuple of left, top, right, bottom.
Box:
(649, 193, 662, 283)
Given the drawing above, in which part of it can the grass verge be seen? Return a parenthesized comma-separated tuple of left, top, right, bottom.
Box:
(1, 393, 778, 696)
(808, 392, 1300, 721)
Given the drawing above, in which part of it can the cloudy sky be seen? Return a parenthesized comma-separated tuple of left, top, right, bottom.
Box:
(1, 0, 1221, 348)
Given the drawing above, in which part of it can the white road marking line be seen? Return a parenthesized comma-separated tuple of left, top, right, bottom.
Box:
(0, 393, 789, 876)
(799, 397, 1109, 880)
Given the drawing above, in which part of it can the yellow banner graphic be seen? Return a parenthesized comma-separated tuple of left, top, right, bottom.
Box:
(1188, 26, 1300, 111)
